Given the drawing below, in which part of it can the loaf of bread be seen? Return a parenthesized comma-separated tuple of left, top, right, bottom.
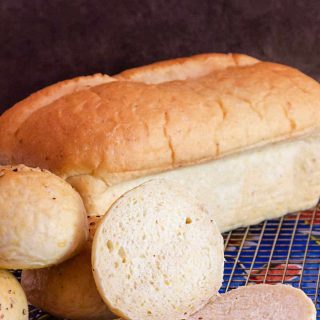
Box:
(92, 179, 224, 320)
(68, 133, 320, 232)
(0, 270, 28, 320)
(1, 53, 320, 231)
(189, 284, 316, 320)
(0, 165, 88, 269)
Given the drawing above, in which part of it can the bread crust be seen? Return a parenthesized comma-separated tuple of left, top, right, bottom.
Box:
(0, 164, 88, 269)
(0, 74, 114, 165)
(115, 53, 259, 83)
(1, 54, 320, 186)
(0, 270, 28, 320)
(21, 242, 115, 320)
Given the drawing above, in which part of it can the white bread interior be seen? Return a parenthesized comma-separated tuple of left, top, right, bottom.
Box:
(189, 284, 316, 320)
(92, 179, 224, 320)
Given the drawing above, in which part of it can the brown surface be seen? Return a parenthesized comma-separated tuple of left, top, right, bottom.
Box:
(0, 74, 113, 165)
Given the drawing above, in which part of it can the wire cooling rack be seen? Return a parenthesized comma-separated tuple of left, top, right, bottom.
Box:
(221, 204, 320, 318)
(27, 205, 320, 319)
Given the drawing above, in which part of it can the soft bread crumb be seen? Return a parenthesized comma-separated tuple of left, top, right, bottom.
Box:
(189, 284, 316, 320)
(92, 179, 224, 320)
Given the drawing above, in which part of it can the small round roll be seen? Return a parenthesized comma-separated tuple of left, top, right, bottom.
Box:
(0, 165, 88, 269)
(21, 241, 115, 320)
(92, 179, 224, 320)
(0, 269, 28, 320)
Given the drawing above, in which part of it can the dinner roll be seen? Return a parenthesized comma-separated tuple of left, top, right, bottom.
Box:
(21, 242, 115, 320)
(0, 165, 88, 269)
(92, 179, 224, 320)
(0, 269, 28, 320)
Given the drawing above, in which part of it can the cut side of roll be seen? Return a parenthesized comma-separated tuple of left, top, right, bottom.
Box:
(92, 179, 224, 320)
(0, 270, 28, 320)
(189, 284, 316, 320)
(0, 165, 88, 269)
(21, 242, 115, 320)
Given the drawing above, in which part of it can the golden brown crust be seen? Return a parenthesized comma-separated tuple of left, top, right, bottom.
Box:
(0, 74, 114, 164)
(115, 53, 259, 83)
(1, 54, 320, 185)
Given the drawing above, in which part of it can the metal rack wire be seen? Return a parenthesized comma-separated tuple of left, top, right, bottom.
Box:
(28, 205, 320, 319)
(221, 204, 320, 318)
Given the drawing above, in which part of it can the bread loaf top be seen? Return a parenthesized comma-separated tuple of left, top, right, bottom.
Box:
(0, 74, 114, 165)
(1, 53, 320, 184)
(115, 53, 259, 83)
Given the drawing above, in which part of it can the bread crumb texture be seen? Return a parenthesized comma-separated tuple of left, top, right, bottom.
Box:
(92, 179, 224, 320)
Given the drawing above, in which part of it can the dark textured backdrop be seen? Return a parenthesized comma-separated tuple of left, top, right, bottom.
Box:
(1, 0, 320, 113)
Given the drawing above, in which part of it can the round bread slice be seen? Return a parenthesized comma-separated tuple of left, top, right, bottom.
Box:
(0, 165, 88, 269)
(0, 270, 28, 320)
(189, 284, 316, 320)
(92, 179, 224, 320)
(21, 242, 115, 320)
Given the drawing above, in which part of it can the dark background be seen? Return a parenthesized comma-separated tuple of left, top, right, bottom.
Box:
(1, 0, 320, 114)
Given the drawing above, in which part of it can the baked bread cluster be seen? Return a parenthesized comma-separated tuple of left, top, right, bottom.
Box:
(0, 53, 319, 319)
